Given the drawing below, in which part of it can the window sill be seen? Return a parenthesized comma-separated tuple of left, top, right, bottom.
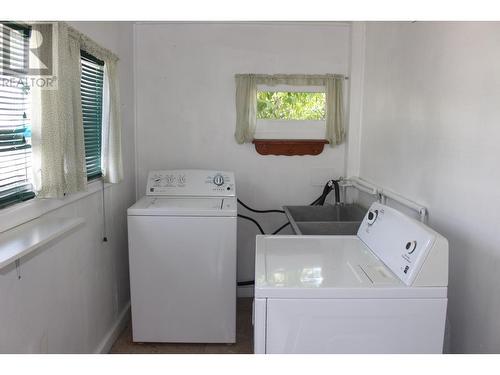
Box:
(0, 217, 86, 270)
(0, 179, 114, 234)
(252, 139, 329, 156)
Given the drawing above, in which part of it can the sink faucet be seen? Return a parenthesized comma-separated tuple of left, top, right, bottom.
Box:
(313, 179, 343, 206)
(332, 180, 341, 205)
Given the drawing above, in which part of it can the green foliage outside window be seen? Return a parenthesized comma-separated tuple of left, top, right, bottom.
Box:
(257, 91, 326, 120)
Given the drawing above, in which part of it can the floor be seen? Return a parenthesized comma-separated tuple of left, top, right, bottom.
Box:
(110, 298, 253, 354)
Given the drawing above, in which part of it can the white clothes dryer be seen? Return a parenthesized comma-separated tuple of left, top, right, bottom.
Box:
(254, 202, 448, 353)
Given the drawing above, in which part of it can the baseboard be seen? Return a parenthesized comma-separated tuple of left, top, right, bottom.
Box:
(94, 301, 131, 354)
(237, 285, 254, 298)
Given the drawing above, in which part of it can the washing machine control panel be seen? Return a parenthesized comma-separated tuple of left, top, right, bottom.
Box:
(146, 169, 236, 197)
(358, 202, 446, 286)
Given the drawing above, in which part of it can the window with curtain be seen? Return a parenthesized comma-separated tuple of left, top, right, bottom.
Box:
(0, 23, 35, 208)
(80, 50, 104, 180)
(235, 74, 345, 149)
(255, 84, 327, 140)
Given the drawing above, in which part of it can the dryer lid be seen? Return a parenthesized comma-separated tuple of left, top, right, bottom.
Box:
(254, 235, 446, 299)
(255, 236, 399, 291)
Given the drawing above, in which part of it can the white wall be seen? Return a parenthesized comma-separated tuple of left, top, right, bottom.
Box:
(134, 22, 351, 286)
(359, 21, 500, 353)
(0, 22, 135, 353)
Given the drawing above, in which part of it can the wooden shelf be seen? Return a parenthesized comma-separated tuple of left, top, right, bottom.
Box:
(252, 139, 329, 156)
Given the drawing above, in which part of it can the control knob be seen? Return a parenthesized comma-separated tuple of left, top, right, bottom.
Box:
(405, 240, 417, 254)
(366, 209, 378, 225)
(213, 174, 224, 186)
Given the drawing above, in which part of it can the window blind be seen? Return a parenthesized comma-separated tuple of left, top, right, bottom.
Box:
(0, 23, 35, 208)
(80, 50, 104, 180)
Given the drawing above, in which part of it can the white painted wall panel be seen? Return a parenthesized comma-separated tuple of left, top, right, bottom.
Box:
(359, 21, 500, 353)
(134, 22, 350, 285)
(0, 22, 136, 353)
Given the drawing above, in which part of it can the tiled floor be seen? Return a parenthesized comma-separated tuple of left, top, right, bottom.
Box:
(110, 298, 253, 354)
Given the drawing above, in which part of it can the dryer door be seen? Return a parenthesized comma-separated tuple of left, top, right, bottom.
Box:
(265, 298, 447, 353)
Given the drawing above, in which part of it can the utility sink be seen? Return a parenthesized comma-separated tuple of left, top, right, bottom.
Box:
(283, 204, 367, 235)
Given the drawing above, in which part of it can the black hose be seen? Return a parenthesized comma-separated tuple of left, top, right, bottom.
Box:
(236, 220, 290, 287)
(272, 222, 290, 235)
(236, 180, 341, 288)
(237, 280, 255, 286)
(315, 180, 333, 206)
(310, 196, 322, 205)
(238, 214, 290, 235)
(238, 214, 265, 234)
(237, 198, 285, 214)
(332, 180, 340, 204)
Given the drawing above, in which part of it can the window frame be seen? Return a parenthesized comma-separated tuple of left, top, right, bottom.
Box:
(80, 49, 105, 181)
(254, 84, 327, 140)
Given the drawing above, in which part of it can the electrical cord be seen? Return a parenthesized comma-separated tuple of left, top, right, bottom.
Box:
(237, 198, 285, 214)
(238, 214, 290, 236)
(237, 199, 291, 235)
(237, 179, 340, 237)
(237, 214, 265, 235)
(272, 221, 290, 235)
(236, 217, 290, 287)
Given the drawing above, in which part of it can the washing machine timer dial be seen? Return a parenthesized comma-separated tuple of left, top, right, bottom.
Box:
(405, 240, 418, 254)
(366, 209, 379, 225)
(213, 174, 225, 186)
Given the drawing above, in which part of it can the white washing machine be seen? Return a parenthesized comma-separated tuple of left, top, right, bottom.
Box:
(127, 169, 237, 343)
(254, 202, 449, 353)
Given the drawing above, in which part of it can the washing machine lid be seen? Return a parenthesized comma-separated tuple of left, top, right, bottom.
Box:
(254, 235, 446, 299)
(127, 196, 237, 217)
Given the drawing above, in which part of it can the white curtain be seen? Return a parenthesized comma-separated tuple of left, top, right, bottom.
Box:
(235, 74, 257, 144)
(234, 73, 345, 147)
(101, 58, 123, 183)
(32, 22, 86, 198)
(31, 22, 123, 198)
(325, 75, 345, 146)
(255, 74, 326, 86)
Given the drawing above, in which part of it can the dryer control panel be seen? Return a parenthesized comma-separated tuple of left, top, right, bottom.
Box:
(358, 202, 448, 287)
(146, 169, 236, 197)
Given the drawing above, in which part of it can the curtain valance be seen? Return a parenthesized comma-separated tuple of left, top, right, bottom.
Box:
(235, 73, 344, 87)
(67, 24, 119, 63)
